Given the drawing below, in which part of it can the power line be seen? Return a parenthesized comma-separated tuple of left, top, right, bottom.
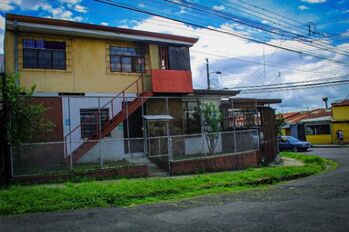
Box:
(236, 79, 349, 93)
(238, 81, 349, 94)
(95, 0, 348, 66)
(191, 50, 348, 74)
(162, 0, 349, 57)
(227, 75, 349, 90)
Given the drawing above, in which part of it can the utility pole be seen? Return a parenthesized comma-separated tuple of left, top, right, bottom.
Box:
(206, 58, 211, 90)
(205, 58, 222, 90)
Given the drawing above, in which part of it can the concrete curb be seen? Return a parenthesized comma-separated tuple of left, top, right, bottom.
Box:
(312, 145, 349, 148)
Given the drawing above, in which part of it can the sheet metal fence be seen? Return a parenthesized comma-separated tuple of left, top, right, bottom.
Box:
(11, 130, 259, 177)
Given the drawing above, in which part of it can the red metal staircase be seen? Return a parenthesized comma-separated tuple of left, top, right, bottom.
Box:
(64, 76, 153, 163)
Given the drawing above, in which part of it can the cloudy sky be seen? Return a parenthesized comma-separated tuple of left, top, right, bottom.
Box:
(1, 0, 349, 112)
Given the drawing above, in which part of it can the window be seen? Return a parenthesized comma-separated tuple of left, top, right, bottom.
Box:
(23, 39, 66, 70)
(306, 124, 330, 135)
(159, 46, 191, 71)
(80, 109, 109, 139)
(159, 46, 169, 69)
(183, 101, 201, 134)
(109, 46, 145, 73)
(224, 109, 260, 130)
(168, 46, 191, 71)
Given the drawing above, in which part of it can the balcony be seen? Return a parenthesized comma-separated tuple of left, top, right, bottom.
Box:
(151, 69, 193, 93)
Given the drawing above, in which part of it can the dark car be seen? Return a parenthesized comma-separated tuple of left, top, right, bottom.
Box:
(278, 136, 312, 152)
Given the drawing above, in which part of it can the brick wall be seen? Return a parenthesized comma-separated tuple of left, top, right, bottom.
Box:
(169, 150, 259, 175)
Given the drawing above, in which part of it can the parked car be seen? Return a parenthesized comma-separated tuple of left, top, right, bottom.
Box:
(278, 136, 312, 152)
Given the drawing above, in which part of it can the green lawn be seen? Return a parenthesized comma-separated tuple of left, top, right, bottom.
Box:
(0, 152, 336, 216)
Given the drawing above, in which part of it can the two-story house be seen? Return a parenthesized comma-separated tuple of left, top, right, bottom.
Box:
(4, 14, 203, 162)
(4, 14, 281, 178)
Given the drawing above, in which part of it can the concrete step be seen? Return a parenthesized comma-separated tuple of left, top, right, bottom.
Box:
(147, 160, 169, 177)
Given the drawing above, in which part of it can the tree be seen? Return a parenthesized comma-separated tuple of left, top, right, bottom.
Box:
(1, 73, 53, 185)
(275, 113, 286, 136)
(200, 102, 222, 155)
(1, 73, 53, 146)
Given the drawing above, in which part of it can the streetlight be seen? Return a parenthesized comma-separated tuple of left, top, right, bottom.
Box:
(206, 58, 221, 90)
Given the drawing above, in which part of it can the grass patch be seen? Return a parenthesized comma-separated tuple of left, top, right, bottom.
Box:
(0, 152, 336, 216)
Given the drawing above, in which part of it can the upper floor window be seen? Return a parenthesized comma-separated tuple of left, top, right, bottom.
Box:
(23, 39, 66, 70)
(159, 46, 191, 71)
(109, 46, 145, 73)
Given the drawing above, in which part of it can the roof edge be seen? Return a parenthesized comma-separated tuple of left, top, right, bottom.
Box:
(6, 13, 199, 45)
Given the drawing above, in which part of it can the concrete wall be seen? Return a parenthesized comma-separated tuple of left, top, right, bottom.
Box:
(170, 150, 259, 175)
(290, 125, 298, 138)
(62, 94, 137, 162)
(332, 105, 349, 144)
(306, 134, 332, 144)
(333, 105, 349, 121)
(5, 31, 160, 93)
(332, 123, 349, 144)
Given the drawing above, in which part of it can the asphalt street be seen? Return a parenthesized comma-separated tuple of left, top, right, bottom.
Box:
(1, 148, 348, 232)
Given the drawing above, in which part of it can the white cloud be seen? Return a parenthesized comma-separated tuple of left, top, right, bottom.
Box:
(0, 15, 4, 54)
(298, 5, 309, 10)
(301, 0, 326, 3)
(212, 5, 225, 11)
(100, 22, 109, 26)
(60, 0, 81, 4)
(51, 6, 73, 20)
(0, 0, 51, 12)
(0, 0, 20, 11)
(73, 4, 87, 13)
(0, 15, 5, 31)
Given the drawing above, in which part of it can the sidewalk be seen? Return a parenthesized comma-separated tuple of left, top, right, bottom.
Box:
(312, 144, 349, 148)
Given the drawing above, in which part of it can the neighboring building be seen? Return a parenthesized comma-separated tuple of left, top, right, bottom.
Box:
(281, 109, 331, 142)
(331, 99, 349, 144)
(4, 14, 281, 179)
(282, 101, 349, 144)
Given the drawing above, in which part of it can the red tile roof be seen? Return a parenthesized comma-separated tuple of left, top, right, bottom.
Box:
(282, 108, 332, 124)
(332, 99, 349, 107)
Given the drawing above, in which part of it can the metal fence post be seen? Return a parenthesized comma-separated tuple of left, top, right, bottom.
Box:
(200, 98, 206, 156)
(232, 99, 237, 153)
(141, 97, 147, 159)
(98, 97, 103, 168)
(10, 145, 13, 178)
(126, 96, 131, 157)
(68, 96, 73, 170)
(167, 121, 172, 174)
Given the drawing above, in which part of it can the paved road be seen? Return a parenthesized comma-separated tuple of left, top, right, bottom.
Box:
(1, 148, 349, 232)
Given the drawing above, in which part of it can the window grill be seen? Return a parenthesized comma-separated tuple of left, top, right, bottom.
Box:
(80, 108, 109, 139)
(23, 39, 66, 70)
(109, 46, 145, 73)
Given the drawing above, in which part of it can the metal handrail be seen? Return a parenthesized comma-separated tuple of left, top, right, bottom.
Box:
(64, 74, 145, 155)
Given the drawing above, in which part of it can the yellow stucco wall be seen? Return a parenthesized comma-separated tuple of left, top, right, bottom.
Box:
(332, 105, 349, 121)
(306, 134, 332, 144)
(149, 44, 159, 70)
(331, 105, 349, 144)
(5, 31, 160, 93)
(332, 123, 349, 144)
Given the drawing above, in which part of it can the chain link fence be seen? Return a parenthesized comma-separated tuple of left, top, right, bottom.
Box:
(11, 129, 259, 177)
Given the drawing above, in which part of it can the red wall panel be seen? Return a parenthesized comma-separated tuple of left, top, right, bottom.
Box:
(151, 70, 193, 93)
